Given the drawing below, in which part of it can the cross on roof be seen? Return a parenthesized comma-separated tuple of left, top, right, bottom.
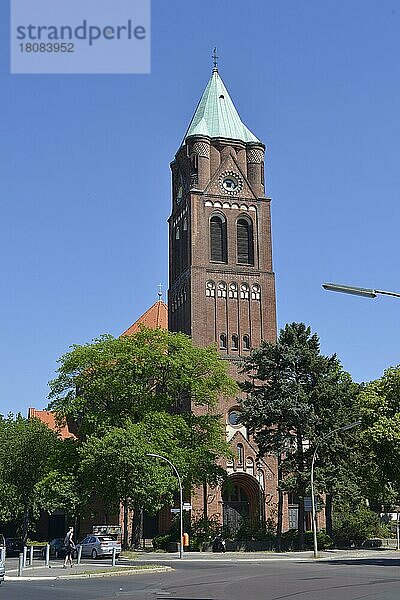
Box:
(212, 47, 218, 71)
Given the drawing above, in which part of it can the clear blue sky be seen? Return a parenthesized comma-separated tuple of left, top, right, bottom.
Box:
(1, 0, 400, 416)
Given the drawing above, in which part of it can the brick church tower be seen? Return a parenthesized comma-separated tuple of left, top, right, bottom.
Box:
(168, 59, 278, 531)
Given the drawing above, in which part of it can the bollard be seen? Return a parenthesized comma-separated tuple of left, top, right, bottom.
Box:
(45, 543, 50, 567)
(111, 547, 116, 567)
(23, 546, 27, 568)
(77, 545, 82, 565)
(0, 547, 4, 563)
(29, 545, 34, 566)
(18, 552, 24, 577)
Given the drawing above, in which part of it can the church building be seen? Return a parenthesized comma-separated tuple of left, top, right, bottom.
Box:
(29, 59, 303, 542)
(167, 59, 281, 533)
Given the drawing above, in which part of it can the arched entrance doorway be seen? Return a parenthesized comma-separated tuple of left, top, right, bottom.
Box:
(222, 473, 262, 534)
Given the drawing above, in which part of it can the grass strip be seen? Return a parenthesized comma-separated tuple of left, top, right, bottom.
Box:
(66, 565, 169, 576)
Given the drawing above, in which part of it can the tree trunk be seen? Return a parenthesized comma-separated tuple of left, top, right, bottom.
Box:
(123, 498, 129, 550)
(21, 504, 29, 546)
(296, 431, 305, 550)
(276, 453, 283, 552)
(325, 493, 333, 538)
(131, 505, 143, 549)
(297, 495, 305, 550)
(203, 481, 208, 522)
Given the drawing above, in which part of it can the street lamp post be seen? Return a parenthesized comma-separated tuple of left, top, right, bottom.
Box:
(322, 283, 400, 299)
(311, 421, 361, 559)
(146, 453, 184, 559)
(321, 281, 399, 555)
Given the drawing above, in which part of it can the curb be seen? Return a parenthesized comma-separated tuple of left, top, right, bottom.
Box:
(5, 566, 172, 581)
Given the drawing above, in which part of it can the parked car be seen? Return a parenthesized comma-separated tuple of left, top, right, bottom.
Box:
(78, 535, 121, 559)
(0, 535, 6, 581)
(41, 538, 76, 559)
(5, 538, 23, 557)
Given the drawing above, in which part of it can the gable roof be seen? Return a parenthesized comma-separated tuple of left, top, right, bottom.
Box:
(121, 299, 168, 336)
(27, 408, 76, 440)
(184, 68, 261, 144)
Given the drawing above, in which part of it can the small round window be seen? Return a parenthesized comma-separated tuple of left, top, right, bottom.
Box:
(223, 177, 238, 191)
(228, 410, 241, 426)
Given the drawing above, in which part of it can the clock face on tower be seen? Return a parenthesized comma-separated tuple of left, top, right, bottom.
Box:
(219, 170, 243, 195)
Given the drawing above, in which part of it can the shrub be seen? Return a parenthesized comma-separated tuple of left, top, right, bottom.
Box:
(235, 517, 276, 543)
(304, 529, 333, 550)
(190, 515, 221, 550)
(151, 533, 172, 551)
(281, 528, 299, 551)
(333, 504, 383, 547)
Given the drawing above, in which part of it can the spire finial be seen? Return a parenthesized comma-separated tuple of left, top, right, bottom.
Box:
(212, 47, 218, 72)
(158, 283, 163, 301)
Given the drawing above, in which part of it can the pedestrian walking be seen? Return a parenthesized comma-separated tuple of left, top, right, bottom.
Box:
(63, 526, 75, 568)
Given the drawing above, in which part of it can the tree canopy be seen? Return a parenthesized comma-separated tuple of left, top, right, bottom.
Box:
(49, 328, 237, 437)
(357, 366, 400, 506)
(47, 327, 237, 547)
(240, 322, 358, 548)
(0, 414, 65, 543)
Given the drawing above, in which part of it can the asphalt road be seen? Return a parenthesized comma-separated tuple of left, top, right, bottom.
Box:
(3, 556, 400, 599)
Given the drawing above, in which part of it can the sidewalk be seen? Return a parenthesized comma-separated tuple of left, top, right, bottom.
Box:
(5, 560, 171, 581)
(133, 547, 400, 562)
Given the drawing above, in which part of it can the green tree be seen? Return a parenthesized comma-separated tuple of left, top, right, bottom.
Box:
(240, 322, 357, 550)
(34, 436, 88, 524)
(48, 328, 237, 437)
(48, 328, 237, 547)
(0, 415, 60, 543)
(79, 420, 173, 549)
(79, 412, 231, 549)
(357, 366, 400, 505)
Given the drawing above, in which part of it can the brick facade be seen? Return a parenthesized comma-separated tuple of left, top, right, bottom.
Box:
(168, 72, 279, 532)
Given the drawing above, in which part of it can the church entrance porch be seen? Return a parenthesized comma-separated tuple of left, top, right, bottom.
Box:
(222, 472, 263, 536)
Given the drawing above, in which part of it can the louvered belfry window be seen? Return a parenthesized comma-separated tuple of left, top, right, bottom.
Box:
(237, 218, 254, 265)
(210, 215, 227, 262)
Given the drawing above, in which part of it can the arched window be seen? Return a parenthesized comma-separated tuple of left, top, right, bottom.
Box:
(210, 215, 227, 262)
(228, 282, 238, 299)
(206, 280, 216, 297)
(231, 334, 239, 351)
(243, 335, 250, 351)
(219, 333, 227, 350)
(240, 283, 250, 299)
(251, 284, 261, 300)
(217, 281, 227, 298)
(246, 457, 255, 476)
(237, 217, 254, 265)
(257, 468, 265, 490)
(237, 443, 244, 465)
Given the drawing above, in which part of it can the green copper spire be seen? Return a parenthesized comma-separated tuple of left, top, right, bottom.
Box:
(184, 65, 261, 144)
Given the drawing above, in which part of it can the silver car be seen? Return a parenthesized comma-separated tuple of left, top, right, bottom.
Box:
(0, 533, 5, 583)
(78, 535, 121, 559)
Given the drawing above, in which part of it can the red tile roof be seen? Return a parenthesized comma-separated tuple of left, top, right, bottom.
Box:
(27, 408, 76, 440)
(121, 300, 168, 336)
